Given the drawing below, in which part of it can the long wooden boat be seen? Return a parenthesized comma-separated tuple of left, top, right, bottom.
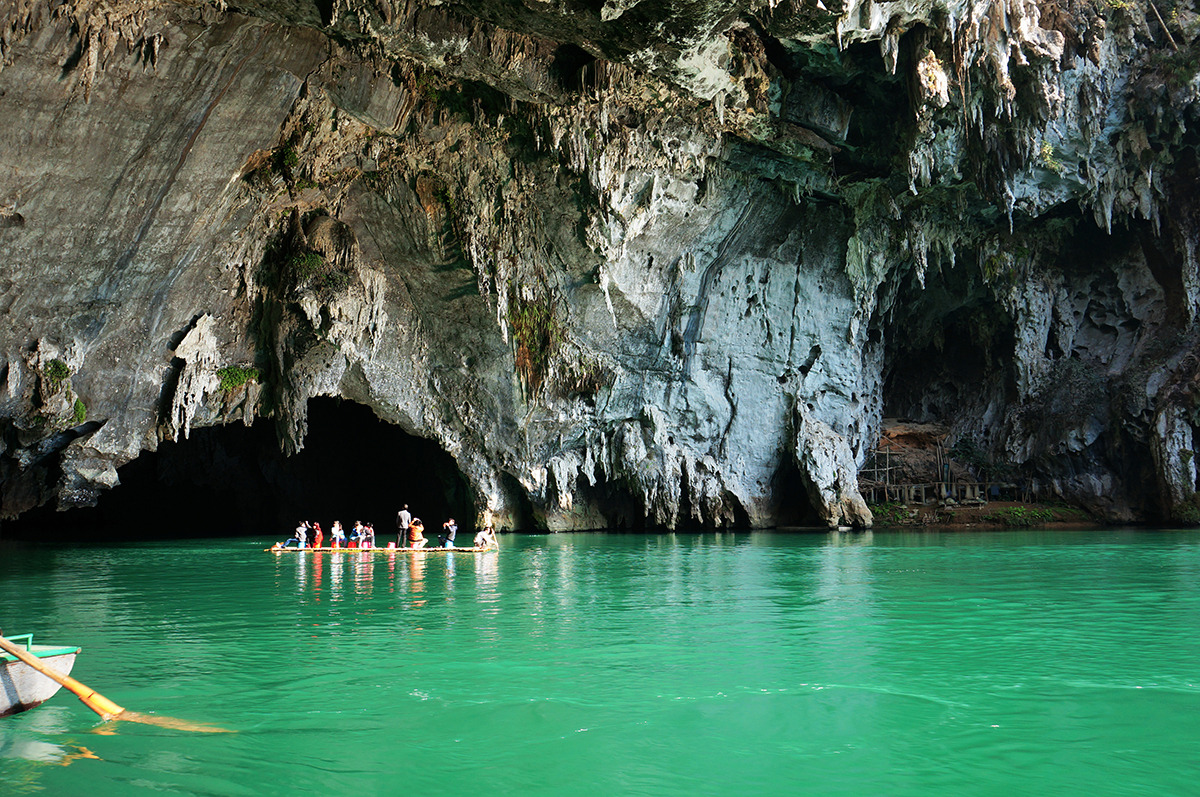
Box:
(1, 634, 81, 717)
(267, 545, 496, 554)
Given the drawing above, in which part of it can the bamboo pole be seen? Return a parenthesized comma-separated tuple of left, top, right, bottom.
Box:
(0, 635, 229, 732)
(1149, 1, 1180, 51)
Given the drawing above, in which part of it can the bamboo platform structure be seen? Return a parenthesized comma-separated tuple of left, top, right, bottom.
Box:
(859, 438, 1030, 505)
(267, 545, 496, 554)
(858, 480, 1030, 506)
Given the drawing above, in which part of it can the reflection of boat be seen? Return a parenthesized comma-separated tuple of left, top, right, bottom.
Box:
(0, 730, 100, 765)
(267, 545, 496, 554)
(1, 634, 81, 717)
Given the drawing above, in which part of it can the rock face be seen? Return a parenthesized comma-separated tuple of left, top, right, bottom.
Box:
(1, 0, 1199, 530)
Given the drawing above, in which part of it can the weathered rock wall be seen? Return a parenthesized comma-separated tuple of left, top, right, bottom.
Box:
(2, 0, 1199, 530)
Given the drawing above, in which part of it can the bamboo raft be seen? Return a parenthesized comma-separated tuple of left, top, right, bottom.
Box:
(267, 545, 495, 554)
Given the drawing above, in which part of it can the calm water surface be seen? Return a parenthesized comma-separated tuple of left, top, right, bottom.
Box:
(1, 530, 1199, 795)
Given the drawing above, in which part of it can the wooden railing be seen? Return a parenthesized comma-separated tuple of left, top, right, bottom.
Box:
(858, 480, 1031, 505)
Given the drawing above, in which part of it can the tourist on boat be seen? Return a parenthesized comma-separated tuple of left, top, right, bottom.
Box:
(408, 519, 427, 549)
(276, 522, 307, 549)
(312, 522, 324, 550)
(364, 523, 376, 549)
(473, 526, 497, 548)
(350, 521, 365, 548)
(330, 521, 345, 549)
(396, 504, 411, 546)
(439, 518, 458, 548)
(276, 526, 303, 549)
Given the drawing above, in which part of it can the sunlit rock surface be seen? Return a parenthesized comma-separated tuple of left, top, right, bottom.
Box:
(2, 0, 1199, 529)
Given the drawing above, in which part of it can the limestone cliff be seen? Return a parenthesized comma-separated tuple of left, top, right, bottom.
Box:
(1, 0, 1198, 530)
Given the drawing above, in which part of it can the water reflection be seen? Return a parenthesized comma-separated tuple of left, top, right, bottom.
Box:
(266, 549, 509, 613)
(828, 529, 874, 547)
(330, 552, 344, 602)
(813, 530, 880, 682)
(408, 551, 427, 608)
(0, 730, 100, 766)
(354, 550, 374, 596)
(311, 553, 322, 603)
(3, 533, 1200, 796)
(0, 709, 101, 779)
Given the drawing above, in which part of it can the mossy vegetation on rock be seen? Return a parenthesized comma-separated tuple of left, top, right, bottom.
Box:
(507, 284, 561, 396)
(217, 366, 260, 393)
(42, 359, 70, 394)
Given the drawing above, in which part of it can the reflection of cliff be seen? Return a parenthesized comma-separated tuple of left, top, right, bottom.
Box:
(2, 0, 1199, 532)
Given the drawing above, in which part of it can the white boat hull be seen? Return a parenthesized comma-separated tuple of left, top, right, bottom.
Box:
(0, 650, 79, 717)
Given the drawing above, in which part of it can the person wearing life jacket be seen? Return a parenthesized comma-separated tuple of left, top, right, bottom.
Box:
(407, 519, 427, 549)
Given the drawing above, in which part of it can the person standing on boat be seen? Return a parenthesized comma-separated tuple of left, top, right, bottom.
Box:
(295, 522, 308, 549)
(396, 505, 412, 546)
(330, 521, 345, 549)
(312, 522, 324, 550)
(408, 519, 427, 549)
(439, 518, 458, 548)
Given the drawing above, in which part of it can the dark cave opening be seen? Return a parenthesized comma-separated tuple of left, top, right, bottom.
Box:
(882, 268, 1018, 424)
(2, 398, 474, 541)
(770, 457, 823, 528)
(549, 43, 598, 94)
(571, 469, 645, 530)
(562, 467, 774, 531)
(500, 472, 536, 531)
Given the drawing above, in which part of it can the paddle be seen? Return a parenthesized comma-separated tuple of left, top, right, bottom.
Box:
(0, 635, 230, 733)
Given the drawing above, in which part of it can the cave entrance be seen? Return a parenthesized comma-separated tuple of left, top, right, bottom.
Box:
(2, 398, 473, 541)
(769, 457, 823, 529)
(881, 263, 1017, 425)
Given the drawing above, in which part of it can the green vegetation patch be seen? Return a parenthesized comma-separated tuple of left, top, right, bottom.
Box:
(245, 132, 319, 194)
(289, 251, 325, 281)
(868, 502, 911, 525)
(982, 506, 1053, 528)
(73, 398, 87, 424)
(508, 288, 561, 395)
(288, 250, 353, 298)
(275, 144, 299, 173)
(1038, 141, 1064, 175)
(217, 365, 259, 393)
(1177, 502, 1200, 526)
(43, 358, 70, 392)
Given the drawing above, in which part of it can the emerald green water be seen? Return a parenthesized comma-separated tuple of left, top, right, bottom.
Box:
(2, 530, 1199, 795)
